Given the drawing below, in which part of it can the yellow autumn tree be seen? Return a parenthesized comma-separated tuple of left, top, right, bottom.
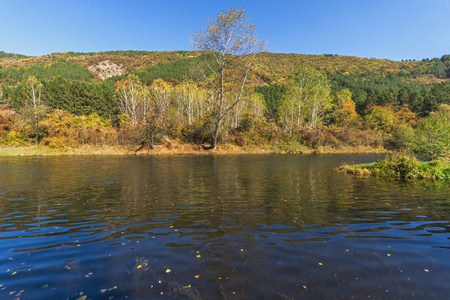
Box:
(191, 7, 268, 149)
(334, 89, 359, 127)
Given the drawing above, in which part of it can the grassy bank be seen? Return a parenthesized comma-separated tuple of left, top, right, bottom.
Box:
(0, 144, 388, 156)
(338, 155, 450, 180)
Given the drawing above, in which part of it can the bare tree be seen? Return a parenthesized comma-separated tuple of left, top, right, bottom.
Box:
(115, 74, 150, 126)
(22, 76, 46, 145)
(25, 76, 42, 110)
(191, 7, 268, 149)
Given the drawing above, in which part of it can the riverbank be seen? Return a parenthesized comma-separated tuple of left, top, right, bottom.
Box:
(338, 155, 450, 180)
(0, 144, 388, 156)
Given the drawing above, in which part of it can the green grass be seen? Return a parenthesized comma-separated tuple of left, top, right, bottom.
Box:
(339, 155, 450, 180)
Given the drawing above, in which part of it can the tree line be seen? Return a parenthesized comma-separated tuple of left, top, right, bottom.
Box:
(0, 7, 448, 159)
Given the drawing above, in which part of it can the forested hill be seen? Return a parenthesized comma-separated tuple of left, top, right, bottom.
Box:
(1, 50, 449, 118)
(1, 50, 449, 84)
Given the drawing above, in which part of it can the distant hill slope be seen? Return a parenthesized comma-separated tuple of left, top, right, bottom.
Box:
(1, 50, 449, 120)
(1, 50, 449, 86)
(0, 51, 28, 59)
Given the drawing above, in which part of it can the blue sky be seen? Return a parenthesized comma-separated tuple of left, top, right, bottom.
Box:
(1, 0, 449, 61)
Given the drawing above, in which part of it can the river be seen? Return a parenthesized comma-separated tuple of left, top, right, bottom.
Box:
(0, 154, 448, 299)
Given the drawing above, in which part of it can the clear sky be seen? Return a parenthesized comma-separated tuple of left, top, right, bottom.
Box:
(1, 0, 449, 61)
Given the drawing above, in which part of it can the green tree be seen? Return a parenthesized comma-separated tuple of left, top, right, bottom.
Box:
(414, 104, 450, 160)
(278, 66, 332, 132)
(191, 7, 267, 149)
(364, 105, 396, 134)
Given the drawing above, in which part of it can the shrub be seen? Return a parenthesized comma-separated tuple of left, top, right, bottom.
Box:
(414, 104, 450, 160)
(6, 126, 30, 146)
(340, 155, 450, 180)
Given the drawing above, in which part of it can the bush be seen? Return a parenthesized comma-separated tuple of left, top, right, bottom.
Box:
(39, 109, 117, 149)
(340, 155, 450, 180)
(6, 126, 30, 146)
(414, 104, 450, 160)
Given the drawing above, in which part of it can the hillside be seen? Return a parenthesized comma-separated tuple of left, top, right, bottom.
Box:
(1, 50, 449, 84)
(1, 50, 449, 118)
(1, 50, 449, 158)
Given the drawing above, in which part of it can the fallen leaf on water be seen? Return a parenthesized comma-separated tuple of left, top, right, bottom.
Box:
(158, 280, 162, 284)
(387, 254, 391, 257)
(318, 263, 323, 266)
(41, 284, 49, 288)
(424, 269, 429, 272)
(303, 285, 307, 290)
(166, 269, 171, 273)
(76, 296, 87, 300)
(195, 275, 199, 279)
(196, 255, 201, 258)
(136, 265, 142, 269)
(101, 289, 107, 293)
(11, 272, 17, 275)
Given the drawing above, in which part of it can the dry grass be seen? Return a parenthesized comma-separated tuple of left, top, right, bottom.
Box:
(0, 143, 389, 157)
(337, 164, 372, 176)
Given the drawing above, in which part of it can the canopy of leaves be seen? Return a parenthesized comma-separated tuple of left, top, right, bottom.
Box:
(0, 62, 93, 83)
(414, 104, 450, 160)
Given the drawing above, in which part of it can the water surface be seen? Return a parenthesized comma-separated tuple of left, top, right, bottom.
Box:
(0, 155, 449, 299)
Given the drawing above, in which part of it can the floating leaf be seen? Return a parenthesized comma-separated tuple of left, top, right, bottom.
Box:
(424, 269, 429, 272)
(76, 296, 87, 300)
(387, 254, 391, 257)
(11, 272, 17, 275)
(166, 269, 171, 273)
(41, 284, 49, 288)
(195, 275, 199, 279)
(137, 265, 142, 269)
(196, 255, 201, 258)
(318, 263, 323, 266)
